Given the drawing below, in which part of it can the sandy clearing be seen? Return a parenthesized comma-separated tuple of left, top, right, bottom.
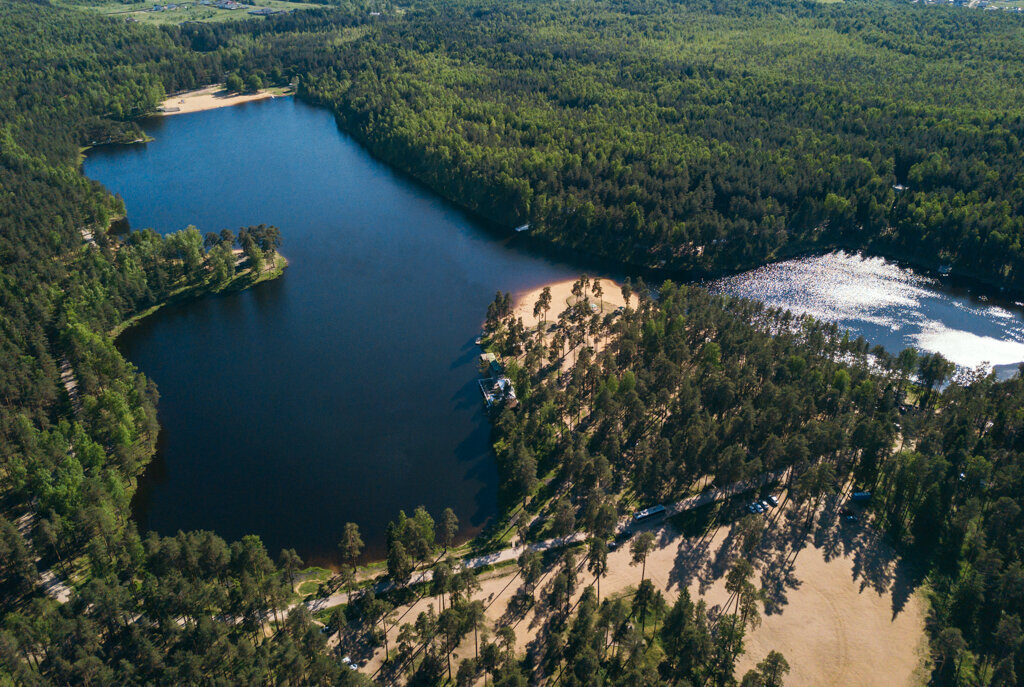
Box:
(719, 528, 928, 687)
(513, 277, 628, 329)
(360, 505, 927, 686)
(597, 514, 928, 687)
(158, 86, 286, 115)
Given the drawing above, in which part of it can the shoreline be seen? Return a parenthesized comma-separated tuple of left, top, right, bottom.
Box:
(158, 85, 292, 116)
(512, 277, 628, 330)
(110, 253, 288, 339)
(303, 91, 1024, 307)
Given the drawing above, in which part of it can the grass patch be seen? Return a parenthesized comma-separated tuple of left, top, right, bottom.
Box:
(298, 580, 321, 596)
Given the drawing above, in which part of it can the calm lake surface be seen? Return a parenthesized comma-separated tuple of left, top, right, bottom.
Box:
(85, 96, 1024, 564)
(85, 97, 578, 563)
(709, 251, 1024, 377)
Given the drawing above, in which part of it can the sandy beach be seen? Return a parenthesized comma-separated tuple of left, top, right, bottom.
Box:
(513, 277, 628, 329)
(158, 85, 288, 116)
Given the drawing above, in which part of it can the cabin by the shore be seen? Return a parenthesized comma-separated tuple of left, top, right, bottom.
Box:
(478, 352, 517, 408)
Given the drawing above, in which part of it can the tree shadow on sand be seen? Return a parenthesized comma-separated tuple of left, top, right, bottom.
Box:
(666, 526, 715, 593)
(759, 547, 803, 615)
(776, 507, 925, 620)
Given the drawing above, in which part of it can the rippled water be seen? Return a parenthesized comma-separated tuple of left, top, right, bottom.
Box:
(710, 251, 1024, 375)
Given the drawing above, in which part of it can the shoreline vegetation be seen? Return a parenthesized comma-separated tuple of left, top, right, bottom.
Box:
(305, 276, 943, 685)
(110, 251, 287, 338)
(158, 84, 293, 116)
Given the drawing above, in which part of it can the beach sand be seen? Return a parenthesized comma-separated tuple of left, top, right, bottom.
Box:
(158, 85, 287, 116)
(513, 277, 628, 329)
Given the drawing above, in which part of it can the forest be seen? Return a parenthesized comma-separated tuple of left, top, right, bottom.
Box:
(300, 0, 1024, 289)
(477, 278, 1024, 685)
(1, 0, 1024, 683)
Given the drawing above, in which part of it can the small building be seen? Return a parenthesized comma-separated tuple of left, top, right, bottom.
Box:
(478, 376, 517, 409)
(479, 352, 503, 377)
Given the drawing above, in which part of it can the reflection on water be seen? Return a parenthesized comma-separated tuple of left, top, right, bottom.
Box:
(709, 251, 1024, 374)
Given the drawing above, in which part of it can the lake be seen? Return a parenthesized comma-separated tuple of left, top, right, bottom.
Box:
(708, 251, 1024, 378)
(85, 96, 1024, 565)
(85, 97, 579, 564)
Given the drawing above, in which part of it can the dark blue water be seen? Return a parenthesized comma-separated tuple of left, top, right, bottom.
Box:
(84, 97, 577, 564)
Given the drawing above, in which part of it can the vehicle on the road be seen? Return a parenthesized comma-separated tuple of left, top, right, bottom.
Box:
(634, 504, 667, 522)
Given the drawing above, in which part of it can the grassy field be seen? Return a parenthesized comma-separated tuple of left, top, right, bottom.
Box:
(54, 0, 322, 25)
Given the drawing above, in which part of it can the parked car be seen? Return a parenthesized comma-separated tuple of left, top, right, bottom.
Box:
(766, 495, 779, 507)
(746, 504, 758, 514)
(759, 499, 771, 510)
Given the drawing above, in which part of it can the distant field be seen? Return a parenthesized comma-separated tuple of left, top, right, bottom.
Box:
(54, 0, 322, 25)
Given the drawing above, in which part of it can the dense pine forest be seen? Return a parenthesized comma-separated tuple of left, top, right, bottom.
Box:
(2, 0, 1024, 683)
(301, 0, 1024, 288)
(482, 278, 1024, 685)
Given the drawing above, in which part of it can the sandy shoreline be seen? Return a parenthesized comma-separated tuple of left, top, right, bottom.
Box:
(513, 277, 628, 328)
(158, 85, 290, 116)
